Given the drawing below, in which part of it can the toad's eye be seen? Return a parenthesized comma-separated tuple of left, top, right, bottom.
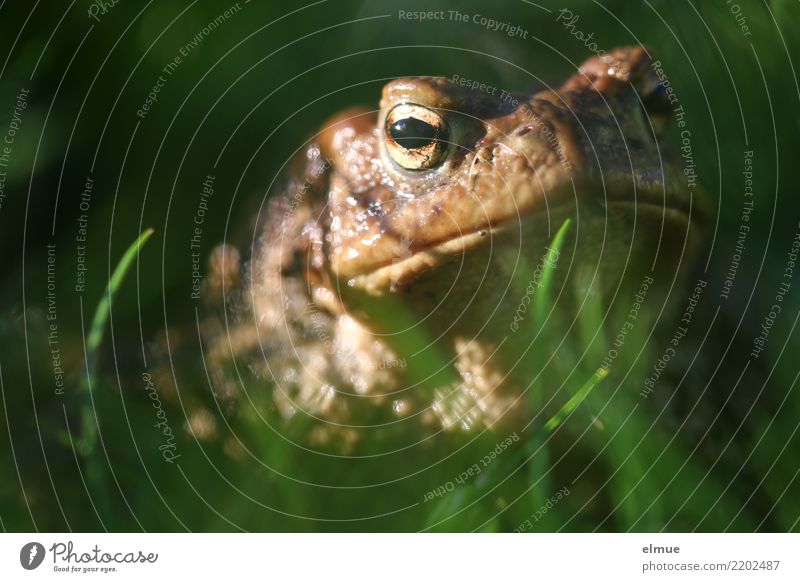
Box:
(385, 103, 449, 170)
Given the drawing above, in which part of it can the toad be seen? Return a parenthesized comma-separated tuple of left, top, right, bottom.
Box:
(201, 46, 703, 445)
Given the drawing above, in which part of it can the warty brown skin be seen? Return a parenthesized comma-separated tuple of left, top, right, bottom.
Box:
(202, 46, 703, 447)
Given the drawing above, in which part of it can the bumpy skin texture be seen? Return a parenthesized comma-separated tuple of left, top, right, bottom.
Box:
(203, 47, 699, 445)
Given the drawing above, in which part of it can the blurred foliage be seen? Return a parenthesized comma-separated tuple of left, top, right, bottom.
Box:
(0, 0, 799, 532)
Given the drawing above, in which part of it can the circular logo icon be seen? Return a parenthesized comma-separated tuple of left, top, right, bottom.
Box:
(19, 542, 46, 570)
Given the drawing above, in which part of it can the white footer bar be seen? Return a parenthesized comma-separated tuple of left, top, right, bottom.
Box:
(1, 533, 798, 581)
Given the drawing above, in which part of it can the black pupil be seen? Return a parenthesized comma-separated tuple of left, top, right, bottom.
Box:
(388, 117, 438, 150)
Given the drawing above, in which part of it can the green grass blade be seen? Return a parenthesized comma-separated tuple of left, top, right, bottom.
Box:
(74, 228, 153, 528)
(533, 217, 572, 325)
(80, 228, 153, 453)
(542, 367, 608, 434)
(86, 228, 154, 361)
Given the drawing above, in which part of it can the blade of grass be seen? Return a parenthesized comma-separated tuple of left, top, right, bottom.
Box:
(85, 229, 155, 368)
(542, 367, 609, 434)
(78, 229, 153, 526)
(514, 367, 608, 526)
(533, 217, 572, 325)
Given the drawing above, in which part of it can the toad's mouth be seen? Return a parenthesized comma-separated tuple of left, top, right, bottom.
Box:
(347, 182, 696, 295)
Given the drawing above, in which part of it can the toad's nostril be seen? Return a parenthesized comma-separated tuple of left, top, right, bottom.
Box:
(477, 147, 493, 162)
